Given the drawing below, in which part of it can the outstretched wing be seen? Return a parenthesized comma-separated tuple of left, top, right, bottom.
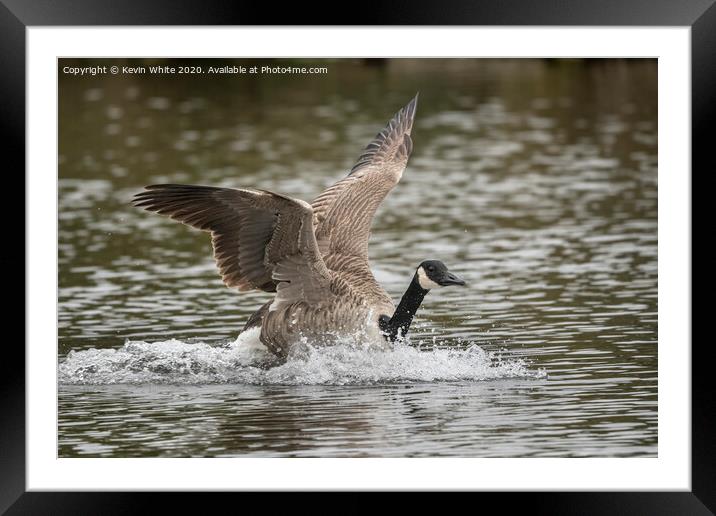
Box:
(311, 94, 418, 263)
(133, 184, 332, 301)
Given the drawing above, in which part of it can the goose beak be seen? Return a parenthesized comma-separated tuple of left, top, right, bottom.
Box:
(439, 272, 466, 287)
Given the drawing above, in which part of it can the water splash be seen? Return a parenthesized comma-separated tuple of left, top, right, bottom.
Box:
(58, 329, 545, 386)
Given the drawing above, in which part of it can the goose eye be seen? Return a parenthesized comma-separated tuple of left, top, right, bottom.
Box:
(428, 266, 434, 272)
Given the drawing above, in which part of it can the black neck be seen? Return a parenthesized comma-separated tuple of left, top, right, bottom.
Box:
(380, 273, 429, 342)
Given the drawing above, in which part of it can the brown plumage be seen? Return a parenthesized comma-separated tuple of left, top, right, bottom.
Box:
(133, 94, 419, 357)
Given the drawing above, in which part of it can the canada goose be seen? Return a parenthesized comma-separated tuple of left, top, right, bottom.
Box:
(133, 94, 466, 357)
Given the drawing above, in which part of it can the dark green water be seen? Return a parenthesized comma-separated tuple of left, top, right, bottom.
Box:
(58, 58, 657, 457)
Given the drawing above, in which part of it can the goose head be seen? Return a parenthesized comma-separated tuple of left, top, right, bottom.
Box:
(379, 260, 466, 342)
(416, 260, 466, 289)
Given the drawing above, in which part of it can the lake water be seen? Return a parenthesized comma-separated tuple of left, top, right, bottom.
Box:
(58, 58, 657, 457)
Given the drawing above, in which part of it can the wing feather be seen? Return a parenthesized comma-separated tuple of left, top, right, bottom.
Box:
(133, 185, 332, 300)
(312, 94, 418, 263)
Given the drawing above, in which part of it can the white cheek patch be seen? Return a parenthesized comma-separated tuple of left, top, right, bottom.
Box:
(417, 267, 442, 289)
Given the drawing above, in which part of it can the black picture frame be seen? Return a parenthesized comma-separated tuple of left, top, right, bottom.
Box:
(2, 0, 710, 512)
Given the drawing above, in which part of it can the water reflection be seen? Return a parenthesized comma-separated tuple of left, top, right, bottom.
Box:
(59, 377, 654, 457)
(58, 58, 657, 457)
